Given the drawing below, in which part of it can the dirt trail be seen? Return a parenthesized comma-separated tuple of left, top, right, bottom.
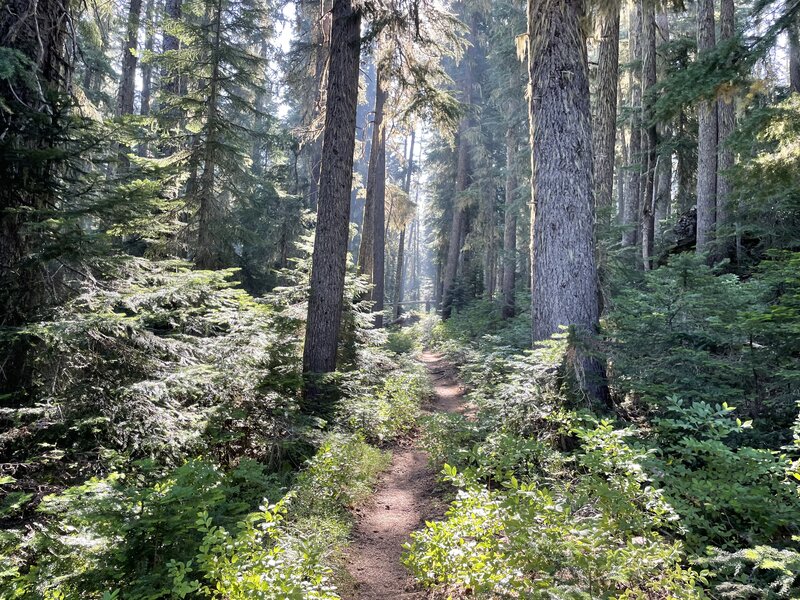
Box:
(343, 351, 466, 600)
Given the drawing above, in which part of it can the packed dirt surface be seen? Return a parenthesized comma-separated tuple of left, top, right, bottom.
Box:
(343, 351, 466, 599)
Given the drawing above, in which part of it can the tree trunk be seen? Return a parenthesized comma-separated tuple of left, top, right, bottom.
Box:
(0, 0, 69, 323)
(306, 0, 332, 211)
(654, 10, 671, 234)
(140, 0, 156, 117)
(622, 1, 641, 248)
(617, 124, 627, 224)
(371, 83, 387, 329)
(441, 122, 469, 319)
(528, 0, 606, 402)
(393, 228, 405, 320)
(790, 23, 800, 93)
(655, 140, 672, 230)
(162, 0, 180, 90)
(501, 128, 517, 320)
(483, 186, 497, 300)
(716, 0, 735, 254)
(592, 0, 620, 224)
(195, 0, 223, 270)
(302, 0, 361, 383)
(640, 0, 657, 269)
(695, 0, 717, 255)
(393, 130, 415, 320)
(357, 67, 387, 279)
(117, 0, 144, 116)
(676, 107, 693, 212)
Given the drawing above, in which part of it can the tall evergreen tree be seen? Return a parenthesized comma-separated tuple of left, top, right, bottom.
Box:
(622, 0, 642, 248)
(117, 0, 144, 116)
(716, 0, 735, 250)
(302, 0, 362, 387)
(593, 0, 621, 222)
(695, 0, 717, 254)
(527, 0, 605, 401)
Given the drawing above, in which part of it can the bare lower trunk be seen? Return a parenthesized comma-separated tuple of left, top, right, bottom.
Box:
(118, 0, 143, 116)
(393, 130, 415, 320)
(194, 0, 223, 269)
(140, 0, 156, 116)
(640, 0, 657, 269)
(302, 0, 361, 383)
(655, 137, 672, 231)
(592, 0, 620, 224)
(441, 124, 469, 319)
(528, 0, 606, 404)
(622, 1, 641, 248)
(716, 0, 735, 255)
(358, 68, 387, 279)
(501, 129, 517, 320)
(654, 10, 671, 235)
(393, 228, 406, 320)
(483, 186, 496, 300)
(617, 125, 627, 224)
(370, 75, 387, 328)
(161, 0, 181, 156)
(790, 24, 800, 93)
(695, 0, 717, 255)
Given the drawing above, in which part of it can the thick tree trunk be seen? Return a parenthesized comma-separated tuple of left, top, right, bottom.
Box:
(393, 228, 406, 319)
(306, 0, 332, 211)
(676, 108, 693, 212)
(501, 129, 517, 320)
(592, 0, 620, 223)
(790, 24, 800, 93)
(393, 130, 415, 320)
(162, 0, 180, 92)
(0, 0, 69, 323)
(483, 186, 496, 300)
(655, 141, 672, 230)
(640, 0, 657, 269)
(441, 122, 469, 319)
(528, 0, 606, 402)
(118, 0, 144, 116)
(441, 15, 476, 320)
(357, 69, 387, 279)
(302, 0, 361, 382)
(716, 0, 735, 253)
(622, 2, 642, 248)
(370, 84, 387, 328)
(695, 0, 717, 255)
(140, 0, 156, 117)
(161, 0, 181, 157)
(654, 10, 671, 235)
(195, 0, 223, 270)
(618, 125, 627, 224)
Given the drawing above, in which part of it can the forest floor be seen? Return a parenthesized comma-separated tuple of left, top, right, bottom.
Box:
(342, 351, 468, 599)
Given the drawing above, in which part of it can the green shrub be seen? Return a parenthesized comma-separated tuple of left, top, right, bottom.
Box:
(644, 397, 800, 550)
(384, 330, 417, 355)
(405, 465, 706, 599)
(699, 544, 800, 598)
(337, 371, 429, 443)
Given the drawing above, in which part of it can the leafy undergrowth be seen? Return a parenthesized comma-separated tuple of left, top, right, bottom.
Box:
(404, 252, 800, 599)
(0, 258, 429, 598)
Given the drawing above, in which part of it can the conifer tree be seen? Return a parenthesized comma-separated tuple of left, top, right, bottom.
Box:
(302, 0, 362, 383)
(622, 0, 642, 248)
(695, 0, 717, 254)
(716, 0, 735, 250)
(527, 0, 606, 402)
(593, 0, 621, 222)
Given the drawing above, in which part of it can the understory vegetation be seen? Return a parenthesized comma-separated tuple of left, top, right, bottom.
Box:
(0, 258, 430, 598)
(404, 252, 800, 599)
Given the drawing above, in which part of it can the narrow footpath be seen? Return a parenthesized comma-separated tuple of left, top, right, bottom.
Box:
(343, 351, 466, 599)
